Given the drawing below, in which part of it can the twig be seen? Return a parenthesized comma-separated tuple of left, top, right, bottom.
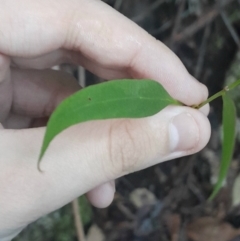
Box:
(72, 199, 86, 241)
(188, 179, 205, 202)
(114, 0, 123, 11)
(173, 156, 196, 186)
(116, 202, 136, 220)
(78, 66, 86, 87)
(173, 0, 235, 43)
(194, 25, 211, 79)
(170, 0, 187, 49)
(131, 0, 165, 23)
(220, 10, 240, 48)
(150, 20, 173, 36)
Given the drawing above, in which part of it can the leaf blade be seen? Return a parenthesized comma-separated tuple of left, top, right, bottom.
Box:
(209, 92, 236, 200)
(38, 79, 180, 165)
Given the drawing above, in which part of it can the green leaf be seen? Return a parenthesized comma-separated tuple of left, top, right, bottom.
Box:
(209, 92, 236, 200)
(38, 79, 180, 167)
(78, 196, 93, 225)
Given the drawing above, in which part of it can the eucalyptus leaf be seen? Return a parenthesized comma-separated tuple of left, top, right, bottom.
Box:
(209, 92, 236, 200)
(38, 79, 181, 167)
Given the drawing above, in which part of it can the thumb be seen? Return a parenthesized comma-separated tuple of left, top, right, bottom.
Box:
(0, 106, 210, 227)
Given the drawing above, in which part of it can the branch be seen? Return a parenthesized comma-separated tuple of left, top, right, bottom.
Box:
(72, 199, 86, 241)
(220, 10, 240, 48)
(173, 0, 236, 43)
(132, 0, 165, 23)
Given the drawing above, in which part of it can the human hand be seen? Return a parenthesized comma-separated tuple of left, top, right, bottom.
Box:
(0, 0, 211, 240)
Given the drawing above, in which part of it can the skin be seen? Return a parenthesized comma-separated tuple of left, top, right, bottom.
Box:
(0, 0, 211, 240)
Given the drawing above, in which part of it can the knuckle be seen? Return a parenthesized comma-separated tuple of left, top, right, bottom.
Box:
(64, 13, 83, 50)
(106, 119, 144, 176)
(65, 13, 111, 51)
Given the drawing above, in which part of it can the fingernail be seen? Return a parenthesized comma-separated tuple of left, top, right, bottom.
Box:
(169, 113, 199, 152)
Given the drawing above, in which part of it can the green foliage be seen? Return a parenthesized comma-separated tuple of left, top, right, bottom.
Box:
(209, 93, 236, 200)
(38, 78, 240, 199)
(78, 195, 93, 225)
(13, 198, 92, 241)
(38, 79, 181, 167)
(225, 53, 240, 116)
(13, 196, 93, 241)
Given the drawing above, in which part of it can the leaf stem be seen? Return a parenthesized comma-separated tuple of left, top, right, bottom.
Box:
(196, 90, 225, 109)
(195, 79, 240, 109)
(175, 100, 185, 106)
(227, 79, 240, 91)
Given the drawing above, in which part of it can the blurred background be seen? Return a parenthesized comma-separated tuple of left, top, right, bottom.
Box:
(13, 0, 240, 240)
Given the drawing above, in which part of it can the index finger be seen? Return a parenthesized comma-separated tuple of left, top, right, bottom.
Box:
(0, 0, 208, 105)
(62, 0, 208, 105)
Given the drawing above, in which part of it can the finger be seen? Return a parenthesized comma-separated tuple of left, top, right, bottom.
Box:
(5, 68, 81, 124)
(0, 106, 210, 228)
(1, 0, 207, 105)
(11, 51, 128, 80)
(199, 104, 210, 116)
(62, 0, 208, 106)
(86, 181, 115, 208)
(11, 50, 68, 70)
(2, 113, 32, 129)
(11, 68, 80, 117)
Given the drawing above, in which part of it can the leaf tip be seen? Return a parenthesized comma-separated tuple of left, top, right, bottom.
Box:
(37, 153, 44, 173)
(208, 191, 217, 202)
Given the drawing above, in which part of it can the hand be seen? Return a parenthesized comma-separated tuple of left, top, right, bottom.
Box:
(0, 0, 211, 240)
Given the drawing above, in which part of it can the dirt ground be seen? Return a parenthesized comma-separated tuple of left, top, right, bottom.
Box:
(14, 1, 240, 241)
